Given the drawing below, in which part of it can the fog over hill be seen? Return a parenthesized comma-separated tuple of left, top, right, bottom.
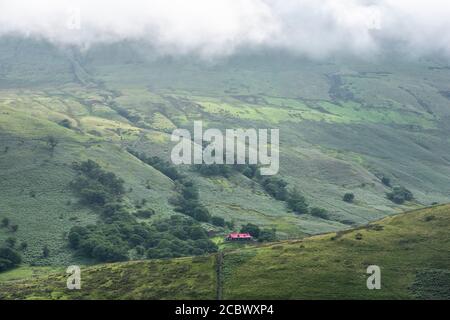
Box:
(1, 0, 450, 59)
(1, 1, 450, 293)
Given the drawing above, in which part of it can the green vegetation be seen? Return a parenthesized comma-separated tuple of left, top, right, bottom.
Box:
(0, 245, 21, 272)
(2, 38, 450, 275)
(1, 204, 449, 299)
(129, 151, 213, 223)
(0, 256, 217, 300)
(386, 186, 414, 204)
(343, 193, 355, 203)
(71, 159, 125, 206)
(287, 188, 309, 214)
(68, 160, 217, 262)
(239, 223, 277, 242)
(261, 176, 288, 201)
(222, 204, 450, 299)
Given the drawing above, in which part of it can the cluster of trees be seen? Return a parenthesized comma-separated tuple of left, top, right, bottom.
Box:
(110, 102, 142, 124)
(261, 176, 288, 201)
(286, 188, 330, 219)
(68, 160, 218, 262)
(240, 223, 277, 242)
(173, 180, 212, 222)
(194, 163, 233, 177)
(191, 156, 328, 221)
(188, 155, 326, 220)
(68, 213, 218, 262)
(194, 161, 259, 180)
(71, 160, 125, 206)
(130, 151, 234, 228)
(386, 186, 414, 204)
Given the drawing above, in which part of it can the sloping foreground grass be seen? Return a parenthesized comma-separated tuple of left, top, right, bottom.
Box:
(0, 256, 216, 300)
(0, 205, 449, 299)
(222, 204, 450, 299)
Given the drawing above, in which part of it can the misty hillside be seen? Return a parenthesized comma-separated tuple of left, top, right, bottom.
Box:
(1, 37, 450, 267)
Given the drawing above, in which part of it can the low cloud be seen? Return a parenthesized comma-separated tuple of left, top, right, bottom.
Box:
(1, 0, 450, 58)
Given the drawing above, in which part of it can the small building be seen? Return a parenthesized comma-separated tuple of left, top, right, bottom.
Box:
(226, 232, 253, 241)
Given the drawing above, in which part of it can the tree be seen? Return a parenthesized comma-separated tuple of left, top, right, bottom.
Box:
(19, 242, 28, 250)
(42, 245, 50, 258)
(0, 247, 22, 272)
(225, 220, 235, 229)
(58, 119, 72, 128)
(5, 237, 16, 248)
(10, 224, 18, 232)
(343, 193, 355, 203)
(381, 176, 391, 187)
(211, 216, 225, 227)
(241, 223, 261, 238)
(287, 188, 309, 214)
(46, 135, 59, 151)
(258, 228, 277, 242)
(192, 206, 211, 222)
(1, 218, 9, 228)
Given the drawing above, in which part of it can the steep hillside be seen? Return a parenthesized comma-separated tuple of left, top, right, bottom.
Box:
(1, 204, 449, 300)
(2, 38, 450, 267)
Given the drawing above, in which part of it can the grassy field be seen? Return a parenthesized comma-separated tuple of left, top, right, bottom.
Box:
(1, 204, 449, 300)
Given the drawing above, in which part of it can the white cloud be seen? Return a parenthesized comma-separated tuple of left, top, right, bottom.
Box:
(0, 0, 450, 58)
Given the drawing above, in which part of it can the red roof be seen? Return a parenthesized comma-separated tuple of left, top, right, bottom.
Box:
(227, 233, 252, 239)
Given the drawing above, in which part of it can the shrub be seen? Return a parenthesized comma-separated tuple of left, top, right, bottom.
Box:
(58, 119, 72, 128)
(381, 176, 391, 187)
(343, 193, 355, 203)
(310, 207, 329, 219)
(46, 135, 58, 151)
(1, 218, 9, 228)
(20, 242, 28, 250)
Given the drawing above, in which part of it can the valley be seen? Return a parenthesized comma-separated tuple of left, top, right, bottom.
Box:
(1, 39, 450, 299)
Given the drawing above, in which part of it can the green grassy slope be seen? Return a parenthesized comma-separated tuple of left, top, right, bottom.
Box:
(1, 204, 449, 300)
(2, 38, 450, 266)
(222, 204, 450, 299)
(0, 255, 217, 300)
